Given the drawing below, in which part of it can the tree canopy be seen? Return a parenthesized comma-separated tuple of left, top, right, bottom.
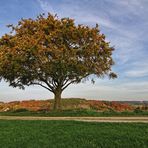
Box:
(0, 13, 117, 110)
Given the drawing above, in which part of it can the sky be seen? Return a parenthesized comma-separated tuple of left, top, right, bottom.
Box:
(0, 0, 148, 102)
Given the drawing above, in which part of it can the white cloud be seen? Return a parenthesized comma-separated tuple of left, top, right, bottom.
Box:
(126, 69, 148, 78)
(37, 0, 55, 14)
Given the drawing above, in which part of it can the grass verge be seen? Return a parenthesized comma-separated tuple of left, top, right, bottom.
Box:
(0, 109, 148, 117)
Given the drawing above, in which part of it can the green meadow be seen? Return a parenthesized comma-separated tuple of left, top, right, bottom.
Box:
(0, 120, 148, 148)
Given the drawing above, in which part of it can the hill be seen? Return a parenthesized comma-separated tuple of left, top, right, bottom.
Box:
(0, 98, 134, 112)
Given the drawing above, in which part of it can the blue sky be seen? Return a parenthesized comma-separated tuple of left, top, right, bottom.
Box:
(0, 0, 148, 102)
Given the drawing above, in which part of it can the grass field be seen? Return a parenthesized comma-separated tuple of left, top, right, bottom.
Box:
(0, 109, 148, 117)
(0, 120, 148, 148)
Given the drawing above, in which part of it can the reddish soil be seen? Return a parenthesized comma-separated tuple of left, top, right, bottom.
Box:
(0, 99, 134, 112)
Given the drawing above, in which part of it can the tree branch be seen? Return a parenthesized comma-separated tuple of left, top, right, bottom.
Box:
(62, 80, 76, 91)
(31, 82, 53, 92)
(39, 77, 55, 91)
(61, 74, 90, 91)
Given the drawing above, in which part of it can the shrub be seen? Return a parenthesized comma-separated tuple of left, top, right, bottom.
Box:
(134, 108, 143, 113)
(13, 108, 29, 113)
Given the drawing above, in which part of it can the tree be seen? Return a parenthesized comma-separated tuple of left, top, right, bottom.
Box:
(0, 13, 117, 110)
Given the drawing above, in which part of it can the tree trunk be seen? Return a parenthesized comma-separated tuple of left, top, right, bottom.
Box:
(53, 90, 62, 110)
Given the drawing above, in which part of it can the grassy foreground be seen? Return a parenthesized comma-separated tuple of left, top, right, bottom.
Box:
(0, 120, 148, 148)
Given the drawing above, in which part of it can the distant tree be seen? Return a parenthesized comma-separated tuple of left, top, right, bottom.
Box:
(0, 13, 117, 110)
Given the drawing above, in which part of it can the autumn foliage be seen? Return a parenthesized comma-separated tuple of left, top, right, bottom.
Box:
(0, 99, 133, 112)
(0, 13, 116, 110)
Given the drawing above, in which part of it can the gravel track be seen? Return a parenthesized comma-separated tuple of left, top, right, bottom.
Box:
(0, 116, 148, 123)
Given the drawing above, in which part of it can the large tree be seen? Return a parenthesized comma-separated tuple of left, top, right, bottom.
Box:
(0, 14, 117, 110)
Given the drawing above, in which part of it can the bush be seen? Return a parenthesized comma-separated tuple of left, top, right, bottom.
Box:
(13, 108, 29, 113)
(134, 108, 143, 113)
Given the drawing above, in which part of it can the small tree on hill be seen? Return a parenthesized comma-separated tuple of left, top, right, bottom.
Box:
(0, 13, 117, 110)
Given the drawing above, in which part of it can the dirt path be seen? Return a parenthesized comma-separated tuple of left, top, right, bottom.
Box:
(0, 116, 148, 123)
